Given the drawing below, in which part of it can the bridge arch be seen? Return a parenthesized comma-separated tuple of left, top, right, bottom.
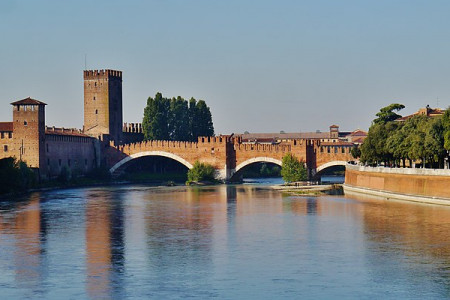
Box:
(109, 151, 194, 174)
(233, 157, 282, 177)
(315, 161, 348, 174)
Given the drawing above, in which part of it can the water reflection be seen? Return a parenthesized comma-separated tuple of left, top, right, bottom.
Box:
(0, 186, 449, 298)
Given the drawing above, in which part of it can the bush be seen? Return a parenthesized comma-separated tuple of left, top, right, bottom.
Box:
(0, 157, 36, 194)
(187, 161, 216, 183)
(281, 153, 307, 183)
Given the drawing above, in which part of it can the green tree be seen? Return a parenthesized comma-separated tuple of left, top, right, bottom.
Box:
(143, 93, 170, 140)
(350, 146, 361, 159)
(0, 157, 36, 194)
(169, 96, 189, 141)
(187, 161, 216, 183)
(143, 93, 214, 142)
(373, 103, 405, 124)
(281, 153, 307, 183)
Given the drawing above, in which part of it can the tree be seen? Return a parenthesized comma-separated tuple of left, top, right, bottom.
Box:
(0, 157, 36, 194)
(373, 103, 405, 124)
(143, 93, 214, 142)
(281, 153, 307, 183)
(187, 161, 216, 183)
(350, 146, 361, 159)
(143, 93, 170, 140)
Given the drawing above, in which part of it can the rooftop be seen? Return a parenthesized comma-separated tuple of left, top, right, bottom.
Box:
(45, 126, 92, 138)
(0, 122, 13, 132)
(11, 97, 47, 106)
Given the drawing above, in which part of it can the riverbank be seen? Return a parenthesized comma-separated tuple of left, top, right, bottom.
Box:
(344, 164, 450, 206)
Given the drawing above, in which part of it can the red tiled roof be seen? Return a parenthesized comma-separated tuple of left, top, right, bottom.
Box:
(11, 97, 47, 106)
(0, 122, 13, 132)
(321, 141, 354, 146)
(348, 129, 367, 136)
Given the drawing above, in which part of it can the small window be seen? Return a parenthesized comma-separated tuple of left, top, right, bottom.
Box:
(95, 82, 97, 87)
(3, 145, 8, 152)
(24, 121, 28, 126)
(8, 133, 12, 138)
(95, 110, 98, 114)
(342, 147, 345, 153)
(327, 147, 330, 153)
(93, 96, 96, 101)
(1, 132, 4, 139)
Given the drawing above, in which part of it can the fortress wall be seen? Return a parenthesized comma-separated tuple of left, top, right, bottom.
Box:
(345, 164, 450, 200)
(45, 134, 98, 178)
(0, 131, 14, 160)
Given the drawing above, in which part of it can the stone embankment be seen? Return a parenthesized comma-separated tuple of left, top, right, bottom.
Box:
(344, 164, 450, 205)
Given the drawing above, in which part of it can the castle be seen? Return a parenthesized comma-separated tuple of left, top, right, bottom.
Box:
(0, 69, 365, 181)
(0, 69, 142, 179)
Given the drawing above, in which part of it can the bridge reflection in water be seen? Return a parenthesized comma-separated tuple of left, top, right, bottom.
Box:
(0, 186, 448, 298)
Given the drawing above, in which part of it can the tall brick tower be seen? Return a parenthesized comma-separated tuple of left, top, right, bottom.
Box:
(11, 97, 47, 173)
(83, 69, 123, 144)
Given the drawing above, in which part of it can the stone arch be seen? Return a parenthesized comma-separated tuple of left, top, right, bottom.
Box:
(109, 151, 194, 174)
(315, 161, 348, 174)
(234, 157, 282, 175)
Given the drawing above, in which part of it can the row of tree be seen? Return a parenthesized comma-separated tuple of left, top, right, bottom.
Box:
(356, 104, 450, 168)
(142, 93, 214, 141)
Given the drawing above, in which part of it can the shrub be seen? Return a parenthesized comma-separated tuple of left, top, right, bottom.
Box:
(281, 153, 307, 183)
(187, 161, 216, 183)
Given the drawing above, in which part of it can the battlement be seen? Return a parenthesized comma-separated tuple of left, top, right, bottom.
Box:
(83, 69, 122, 79)
(123, 122, 143, 133)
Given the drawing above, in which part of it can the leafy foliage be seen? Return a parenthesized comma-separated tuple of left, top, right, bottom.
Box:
(143, 93, 214, 141)
(373, 103, 405, 124)
(360, 104, 450, 168)
(0, 158, 36, 194)
(187, 161, 216, 183)
(281, 153, 307, 183)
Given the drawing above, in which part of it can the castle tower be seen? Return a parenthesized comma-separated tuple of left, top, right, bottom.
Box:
(11, 97, 47, 173)
(83, 69, 123, 144)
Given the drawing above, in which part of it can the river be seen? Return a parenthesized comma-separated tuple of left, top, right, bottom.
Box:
(0, 181, 449, 299)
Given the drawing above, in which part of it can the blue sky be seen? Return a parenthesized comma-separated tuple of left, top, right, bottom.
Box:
(1, 0, 450, 133)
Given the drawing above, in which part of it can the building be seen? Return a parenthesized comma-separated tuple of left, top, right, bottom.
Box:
(0, 69, 134, 179)
(396, 105, 445, 122)
(239, 125, 367, 146)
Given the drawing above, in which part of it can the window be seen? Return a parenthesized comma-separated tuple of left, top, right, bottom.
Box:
(1, 132, 3, 139)
(95, 110, 98, 114)
(95, 82, 97, 87)
(24, 121, 28, 126)
(3, 145, 7, 152)
(342, 147, 345, 153)
(93, 96, 96, 101)
(8, 133, 12, 138)
(327, 147, 330, 153)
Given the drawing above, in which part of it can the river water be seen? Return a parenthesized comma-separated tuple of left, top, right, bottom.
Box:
(0, 182, 449, 299)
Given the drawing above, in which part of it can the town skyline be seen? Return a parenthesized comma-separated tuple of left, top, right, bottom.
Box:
(1, 0, 450, 134)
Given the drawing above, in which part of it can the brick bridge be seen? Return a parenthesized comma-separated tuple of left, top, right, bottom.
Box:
(105, 136, 353, 181)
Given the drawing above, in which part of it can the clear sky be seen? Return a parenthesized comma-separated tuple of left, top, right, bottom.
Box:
(1, 0, 449, 134)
